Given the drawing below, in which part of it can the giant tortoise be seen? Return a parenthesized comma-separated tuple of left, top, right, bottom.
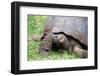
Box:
(39, 16, 88, 58)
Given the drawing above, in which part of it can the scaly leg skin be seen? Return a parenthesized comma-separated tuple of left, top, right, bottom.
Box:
(39, 33, 53, 55)
(73, 46, 87, 58)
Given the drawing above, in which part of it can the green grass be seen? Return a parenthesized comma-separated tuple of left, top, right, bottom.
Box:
(28, 15, 79, 61)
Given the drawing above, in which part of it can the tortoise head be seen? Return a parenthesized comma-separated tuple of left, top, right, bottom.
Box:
(52, 33, 67, 44)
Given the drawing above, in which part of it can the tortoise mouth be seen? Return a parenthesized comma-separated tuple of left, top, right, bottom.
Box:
(59, 37, 65, 43)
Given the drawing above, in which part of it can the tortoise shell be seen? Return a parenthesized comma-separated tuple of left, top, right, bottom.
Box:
(45, 16, 88, 46)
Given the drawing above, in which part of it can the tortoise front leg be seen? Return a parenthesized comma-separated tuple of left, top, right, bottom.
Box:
(39, 33, 53, 55)
(73, 46, 87, 58)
